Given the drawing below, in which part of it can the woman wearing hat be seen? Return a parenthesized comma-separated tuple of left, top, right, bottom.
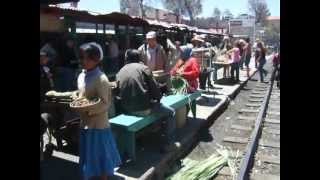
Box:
(191, 35, 205, 48)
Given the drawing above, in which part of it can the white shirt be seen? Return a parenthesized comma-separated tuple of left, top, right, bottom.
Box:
(147, 46, 157, 71)
(109, 41, 119, 58)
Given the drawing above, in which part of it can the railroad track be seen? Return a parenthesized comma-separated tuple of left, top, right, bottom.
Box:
(248, 81, 280, 180)
(217, 69, 280, 180)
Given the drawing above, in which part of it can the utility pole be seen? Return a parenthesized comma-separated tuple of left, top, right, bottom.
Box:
(253, 13, 256, 42)
(139, 0, 144, 19)
(178, 0, 183, 23)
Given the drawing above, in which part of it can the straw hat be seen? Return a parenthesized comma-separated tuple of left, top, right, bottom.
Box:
(239, 39, 246, 45)
(223, 36, 230, 40)
(191, 35, 204, 43)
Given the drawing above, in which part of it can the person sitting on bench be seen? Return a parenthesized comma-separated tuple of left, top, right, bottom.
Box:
(115, 49, 178, 153)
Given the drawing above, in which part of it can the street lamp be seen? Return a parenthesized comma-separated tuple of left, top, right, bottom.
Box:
(253, 14, 256, 42)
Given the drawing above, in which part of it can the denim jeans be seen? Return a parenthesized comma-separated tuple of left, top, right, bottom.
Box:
(110, 57, 119, 73)
(231, 62, 240, 81)
(258, 59, 267, 82)
(239, 56, 245, 68)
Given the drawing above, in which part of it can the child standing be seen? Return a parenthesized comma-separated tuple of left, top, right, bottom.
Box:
(77, 42, 121, 180)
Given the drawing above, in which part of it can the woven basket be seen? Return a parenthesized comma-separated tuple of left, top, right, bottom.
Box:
(69, 97, 101, 113)
(153, 71, 170, 84)
(216, 55, 228, 62)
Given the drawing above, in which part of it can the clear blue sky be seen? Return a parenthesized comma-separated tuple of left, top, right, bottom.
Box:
(60, 0, 280, 17)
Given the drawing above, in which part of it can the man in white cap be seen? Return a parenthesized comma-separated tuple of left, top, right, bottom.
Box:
(138, 31, 168, 72)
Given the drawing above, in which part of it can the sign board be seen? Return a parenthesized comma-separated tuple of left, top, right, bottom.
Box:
(230, 20, 242, 26)
(242, 19, 255, 27)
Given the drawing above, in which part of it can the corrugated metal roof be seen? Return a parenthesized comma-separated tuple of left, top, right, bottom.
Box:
(41, 6, 221, 35)
(40, 0, 79, 5)
(41, 6, 148, 26)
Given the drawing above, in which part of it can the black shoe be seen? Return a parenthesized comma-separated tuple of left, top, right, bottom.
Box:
(160, 142, 181, 153)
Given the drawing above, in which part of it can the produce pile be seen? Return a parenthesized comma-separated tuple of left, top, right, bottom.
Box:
(170, 75, 189, 95)
(70, 97, 100, 108)
(166, 146, 239, 180)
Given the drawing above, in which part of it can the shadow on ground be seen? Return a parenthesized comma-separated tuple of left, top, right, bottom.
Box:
(41, 156, 125, 180)
(197, 96, 222, 107)
(116, 117, 204, 178)
(201, 90, 224, 96)
(214, 78, 239, 86)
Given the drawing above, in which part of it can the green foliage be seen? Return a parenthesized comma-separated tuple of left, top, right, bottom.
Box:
(171, 75, 188, 95)
(264, 23, 280, 46)
(213, 7, 221, 20)
(166, 147, 239, 180)
(162, 0, 203, 25)
(248, 0, 271, 25)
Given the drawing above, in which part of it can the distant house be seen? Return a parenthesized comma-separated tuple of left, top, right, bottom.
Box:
(266, 16, 280, 29)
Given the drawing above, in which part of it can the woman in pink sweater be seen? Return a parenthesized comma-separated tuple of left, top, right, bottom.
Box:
(227, 40, 241, 82)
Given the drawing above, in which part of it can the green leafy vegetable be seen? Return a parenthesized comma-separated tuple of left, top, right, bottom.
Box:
(170, 75, 188, 95)
(166, 146, 239, 180)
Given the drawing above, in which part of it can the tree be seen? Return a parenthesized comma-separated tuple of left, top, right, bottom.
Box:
(248, 0, 271, 25)
(222, 9, 233, 20)
(213, 7, 221, 20)
(162, 0, 203, 25)
(264, 22, 280, 46)
(120, 0, 153, 18)
(120, 0, 140, 16)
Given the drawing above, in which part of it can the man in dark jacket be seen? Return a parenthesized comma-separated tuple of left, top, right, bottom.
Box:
(116, 49, 178, 152)
(40, 51, 54, 103)
(56, 38, 78, 91)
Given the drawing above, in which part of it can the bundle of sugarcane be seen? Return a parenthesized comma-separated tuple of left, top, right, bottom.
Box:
(166, 146, 239, 180)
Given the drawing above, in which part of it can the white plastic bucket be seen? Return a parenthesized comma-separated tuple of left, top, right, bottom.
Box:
(176, 105, 187, 128)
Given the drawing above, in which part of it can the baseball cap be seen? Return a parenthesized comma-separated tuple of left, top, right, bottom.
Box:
(146, 31, 157, 39)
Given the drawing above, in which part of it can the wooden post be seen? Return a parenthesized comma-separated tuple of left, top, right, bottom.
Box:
(125, 25, 130, 49)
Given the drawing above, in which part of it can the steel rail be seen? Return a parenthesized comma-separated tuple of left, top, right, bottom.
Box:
(236, 69, 276, 180)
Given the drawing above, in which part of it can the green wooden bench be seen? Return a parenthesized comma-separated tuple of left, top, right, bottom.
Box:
(110, 91, 201, 161)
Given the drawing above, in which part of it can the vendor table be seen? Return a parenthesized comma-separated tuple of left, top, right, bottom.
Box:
(212, 61, 233, 81)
